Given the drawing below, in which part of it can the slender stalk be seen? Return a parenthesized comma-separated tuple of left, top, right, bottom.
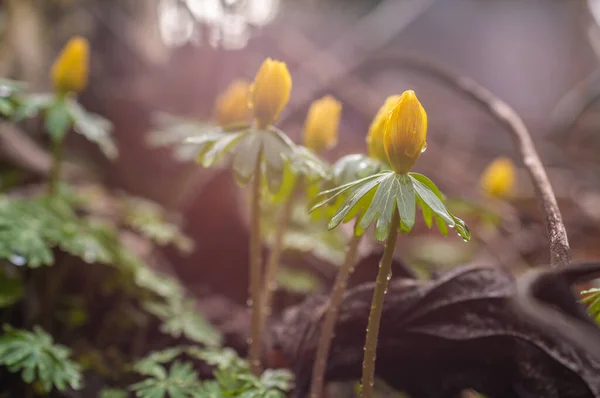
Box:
(310, 230, 362, 398)
(361, 209, 399, 398)
(48, 136, 64, 195)
(248, 150, 264, 376)
(258, 181, 299, 335)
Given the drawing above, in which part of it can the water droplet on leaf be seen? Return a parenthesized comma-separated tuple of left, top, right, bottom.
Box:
(9, 254, 26, 266)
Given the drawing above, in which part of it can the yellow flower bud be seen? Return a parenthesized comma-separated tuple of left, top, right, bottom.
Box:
(250, 58, 292, 129)
(366, 95, 401, 162)
(303, 95, 342, 152)
(383, 90, 427, 174)
(214, 79, 252, 127)
(50, 36, 90, 95)
(480, 157, 515, 198)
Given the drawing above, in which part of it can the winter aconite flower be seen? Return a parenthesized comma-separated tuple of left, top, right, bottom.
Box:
(50, 36, 90, 95)
(480, 157, 515, 198)
(214, 80, 252, 127)
(383, 90, 427, 174)
(303, 95, 342, 153)
(250, 58, 292, 129)
(366, 95, 401, 162)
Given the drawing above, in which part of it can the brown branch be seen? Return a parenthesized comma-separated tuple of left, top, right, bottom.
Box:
(373, 55, 571, 267)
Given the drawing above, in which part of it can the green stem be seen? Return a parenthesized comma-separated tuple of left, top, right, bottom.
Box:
(48, 136, 64, 196)
(258, 181, 299, 337)
(310, 229, 362, 398)
(360, 209, 399, 398)
(249, 150, 264, 376)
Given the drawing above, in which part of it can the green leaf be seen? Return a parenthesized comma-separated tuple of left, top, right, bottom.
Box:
(45, 98, 72, 142)
(358, 173, 399, 240)
(143, 296, 222, 347)
(409, 175, 454, 226)
(199, 131, 245, 168)
(0, 268, 23, 308)
(396, 174, 416, 233)
(310, 174, 382, 214)
(332, 154, 383, 186)
(66, 99, 118, 159)
(233, 132, 263, 185)
(409, 172, 446, 201)
(0, 325, 82, 392)
(328, 175, 384, 230)
(122, 196, 193, 253)
(13, 93, 54, 121)
(131, 361, 201, 398)
(134, 347, 187, 378)
(581, 288, 600, 324)
(99, 388, 129, 398)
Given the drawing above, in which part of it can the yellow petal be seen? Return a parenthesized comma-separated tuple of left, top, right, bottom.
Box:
(366, 95, 401, 162)
(383, 90, 427, 174)
(50, 36, 90, 95)
(250, 58, 292, 129)
(303, 95, 342, 152)
(480, 157, 515, 198)
(214, 79, 252, 127)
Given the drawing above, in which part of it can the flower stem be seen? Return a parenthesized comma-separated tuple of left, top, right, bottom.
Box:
(249, 150, 264, 376)
(48, 136, 65, 195)
(310, 228, 362, 398)
(259, 181, 299, 336)
(360, 209, 399, 398)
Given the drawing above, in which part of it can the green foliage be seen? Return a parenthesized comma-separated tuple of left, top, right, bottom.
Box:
(262, 200, 347, 266)
(581, 288, 600, 324)
(311, 171, 470, 242)
(131, 360, 201, 398)
(14, 93, 117, 158)
(0, 325, 82, 393)
(131, 347, 294, 398)
(143, 296, 222, 347)
(0, 78, 26, 118)
(187, 125, 328, 192)
(122, 196, 194, 253)
(0, 194, 116, 267)
(99, 388, 129, 398)
(147, 112, 220, 162)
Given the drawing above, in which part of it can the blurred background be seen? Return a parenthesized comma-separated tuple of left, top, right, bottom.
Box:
(3, 0, 600, 304)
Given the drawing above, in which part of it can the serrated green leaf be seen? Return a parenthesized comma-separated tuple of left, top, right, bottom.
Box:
(143, 297, 221, 347)
(199, 132, 244, 168)
(45, 98, 72, 142)
(233, 132, 263, 186)
(122, 196, 193, 253)
(310, 174, 382, 213)
(332, 154, 383, 186)
(410, 175, 454, 226)
(328, 175, 384, 230)
(131, 361, 201, 398)
(0, 325, 82, 392)
(359, 173, 399, 240)
(396, 174, 416, 233)
(66, 100, 118, 159)
(13, 93, 54, 121)
(409, 172, 446, 201)
(435, 216, 448, 236)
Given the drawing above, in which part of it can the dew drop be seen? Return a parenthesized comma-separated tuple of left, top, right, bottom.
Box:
(462, 238, 468, 243)
(9, 254, 26, 266)
(421, 142, 428, 153)
(246, 299, 253, 306)
(83, 250, 96, 264)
